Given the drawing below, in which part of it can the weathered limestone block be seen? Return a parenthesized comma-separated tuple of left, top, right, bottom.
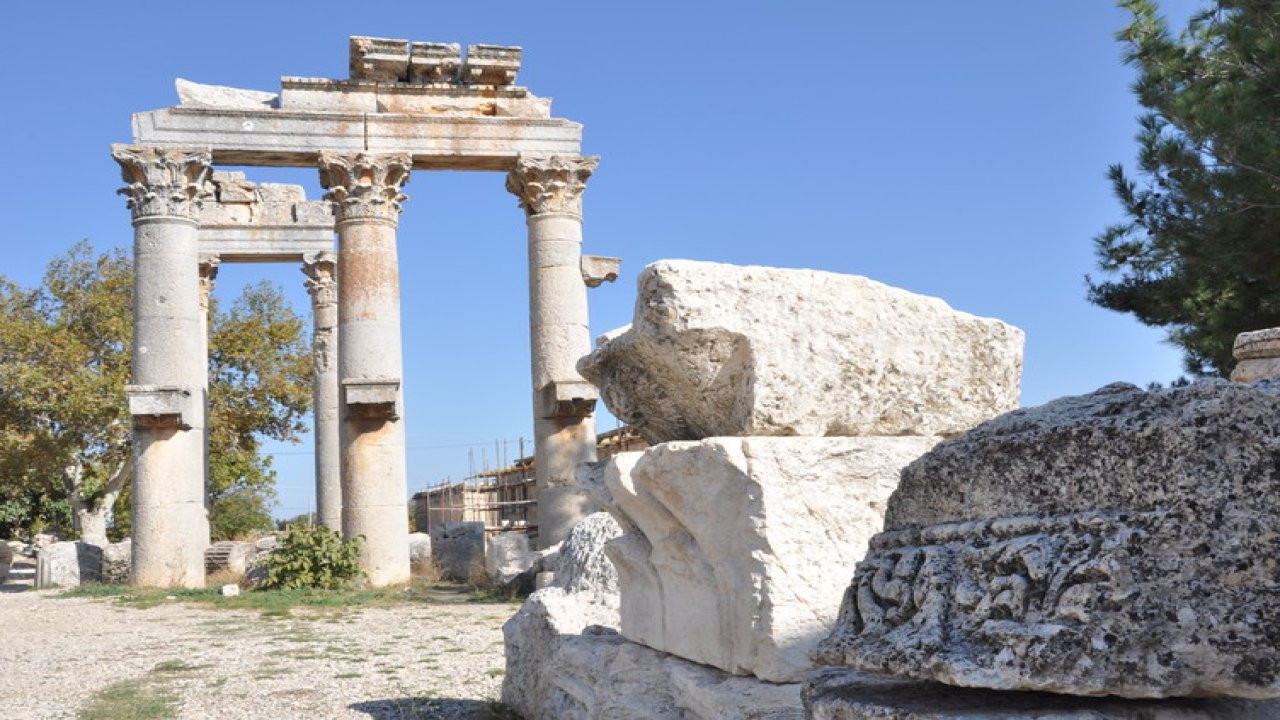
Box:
(35, 541, 102, 588)
(430, 521, 485, 582)
(204, 541, 255, 577)
(407, 532, 432, 572)
(486, 531, 537, 586)
(101, 539, 132, 584)
(503, 514, 799, 719)
(1231, 327, 1280, 382)
(578, 260, 1023, 444)
(0, 542, 11, 583)
(803, 667, 1280, 720)
(585, 436, 940, 683)
(818, 380, 1280, 699)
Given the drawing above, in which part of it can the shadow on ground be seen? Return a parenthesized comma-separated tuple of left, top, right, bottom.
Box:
(1, 560, 34, 593)
(350, 697, 517, 720)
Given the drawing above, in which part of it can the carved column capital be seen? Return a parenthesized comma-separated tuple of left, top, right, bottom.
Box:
(112, 145, 212, 221)
(198, 255, 221, 313)
(317, 152, 411, 225)
(302, 251, 338, 310)
(506, 154, 599, 217)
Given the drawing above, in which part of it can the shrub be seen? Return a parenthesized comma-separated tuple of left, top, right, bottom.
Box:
(257, 525, 364, 590)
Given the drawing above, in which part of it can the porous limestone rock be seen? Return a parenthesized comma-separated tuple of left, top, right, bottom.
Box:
(803, 667, 1280, 720)
(584, 436, 940, 683)
(431, 521, 485, 582)
(817, 380, 1280, 699)
(1231, 327, 1280, 382)
(486, 531, 537, 586)
(577, 260, 1023, 444)
(35, 541, 102, 588)
(101, 539, 132, 584)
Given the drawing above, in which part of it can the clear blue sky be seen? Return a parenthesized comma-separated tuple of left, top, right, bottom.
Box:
(2, 1, 1201, 520)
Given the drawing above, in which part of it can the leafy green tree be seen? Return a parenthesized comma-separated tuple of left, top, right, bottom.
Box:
(1089, 0, 1280, 376)
(0, 242, 312, 542)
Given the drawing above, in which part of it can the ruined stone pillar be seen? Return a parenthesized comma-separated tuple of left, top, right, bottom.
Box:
(112, 145, 212, 588)
(506, 154, 601, 549)
(302, 251, 342, 531)
(318, 152, 411, 586)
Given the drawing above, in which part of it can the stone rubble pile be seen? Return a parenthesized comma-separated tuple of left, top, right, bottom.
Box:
(502, 260, 1024, 719)
(809, 380, 1280, 717)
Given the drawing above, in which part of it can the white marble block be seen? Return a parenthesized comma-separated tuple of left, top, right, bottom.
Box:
(578, 260, 1023, 444)
(583, 435, 940, 683)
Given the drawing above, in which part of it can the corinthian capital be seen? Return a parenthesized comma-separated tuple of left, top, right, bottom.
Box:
(317, 153, 411, 224)
(506, 154, 599, 217)
(302, 251, 338, 309)
(112, 145, 212, 221)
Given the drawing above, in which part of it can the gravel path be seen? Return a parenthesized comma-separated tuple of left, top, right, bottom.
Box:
(0, 574, 518, 719)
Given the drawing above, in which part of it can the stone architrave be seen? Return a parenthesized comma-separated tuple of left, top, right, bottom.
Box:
(817, 380, 1280, 699)
(578, 260, 1024, 445)
(113, 144, 212, 589)
(506, 153, 602, 550)
(318, 152, 412, 587)
(302, 251, 341, 531)
(1231, 328, 1280, 382)
(583, 435, 941, 683)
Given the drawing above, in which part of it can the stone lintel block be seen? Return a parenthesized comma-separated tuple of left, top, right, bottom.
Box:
(539, 379, 598, 419)
(342, 378, 400, 421)
(819, 380, 1280, 699)
(584, 435, 940, 683)
(131, 107, 583, 171)
(125, 385, 194, 429)
(803, 667, 1280, 720)
(1233, 327, 1280, 360)
(579, 260, 1024, 444)
(350, 36, 410, 82)
(463, 44, 522, 85)
(410, 42, 462, 84)
(581, 255, 622, 287)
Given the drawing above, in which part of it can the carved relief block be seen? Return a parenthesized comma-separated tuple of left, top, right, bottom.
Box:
(818, 380, 1280, 699)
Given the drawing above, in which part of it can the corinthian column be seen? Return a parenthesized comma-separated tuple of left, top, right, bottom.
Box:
(198, 255, 219, 545)
(318, 152, 411, 586)
(112, 144, 212, 588)
(506, 154, 601, 549)
(302, 251, 341, 531)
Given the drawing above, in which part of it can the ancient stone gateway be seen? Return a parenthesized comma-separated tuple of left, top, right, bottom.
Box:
(113, 38, 612, 587)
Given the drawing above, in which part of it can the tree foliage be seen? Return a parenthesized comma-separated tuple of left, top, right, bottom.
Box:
(1089, 0, 1280, 376)
(0, 242, 312, 541)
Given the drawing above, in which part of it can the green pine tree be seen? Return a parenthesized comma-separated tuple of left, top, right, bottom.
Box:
(1089, 0, 1280, 376)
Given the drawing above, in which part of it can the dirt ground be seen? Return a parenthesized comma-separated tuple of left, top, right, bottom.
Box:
(0, 561, 520, 720)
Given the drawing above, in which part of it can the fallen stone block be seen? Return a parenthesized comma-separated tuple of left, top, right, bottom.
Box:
(486, 531, 537, 586)
(35, 541, 102, 588)
(431, 521, 485, 582)
(1231, 327, 1280, 382)
(584, 435, 940, 683)
(502, 514, 799, 719)
(204, 540, 255, 577)
(101, 539, 131, 584)
(408, 532, 432, 572)
(818, 380, 1280, 699)
(578, 260, 1023, 444)
(0, 542, 12, 583)
(803, 667, 1280, 719)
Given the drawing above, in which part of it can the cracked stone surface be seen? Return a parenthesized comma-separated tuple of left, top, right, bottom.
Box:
(578, 260, 1023, 444)
(818, 379, 1280, 699)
